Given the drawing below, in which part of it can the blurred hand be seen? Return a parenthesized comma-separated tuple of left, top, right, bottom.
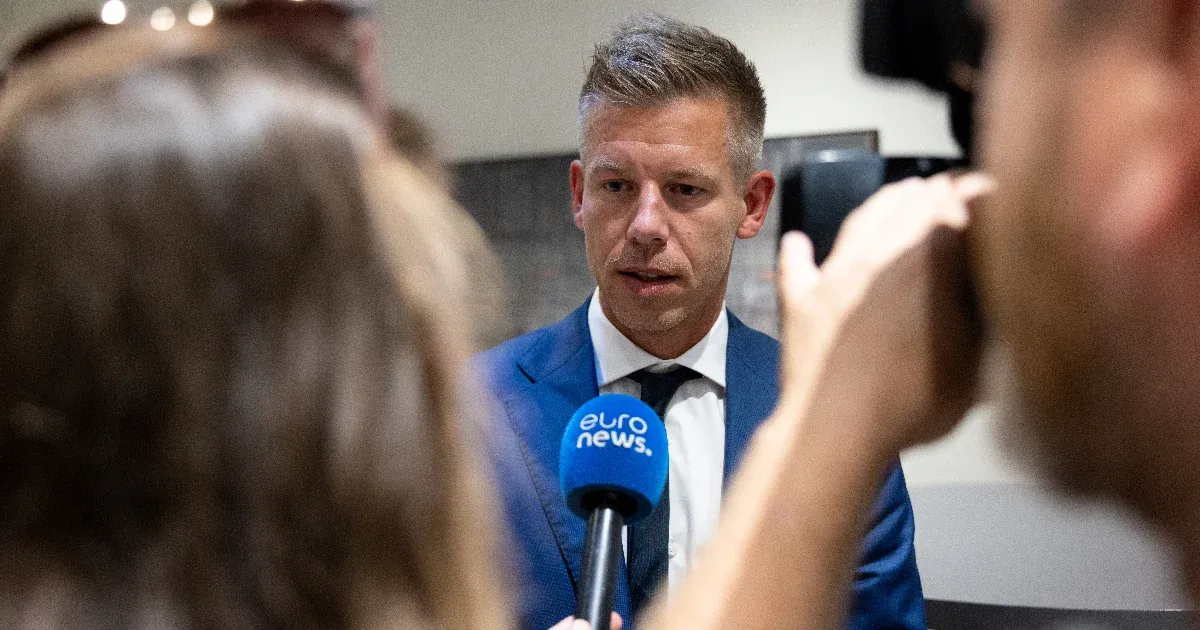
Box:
(778, 173, 995, 452)
(548, 613, 624, 630)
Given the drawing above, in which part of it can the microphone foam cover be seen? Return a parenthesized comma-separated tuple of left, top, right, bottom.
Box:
(560, 393, 668, 524)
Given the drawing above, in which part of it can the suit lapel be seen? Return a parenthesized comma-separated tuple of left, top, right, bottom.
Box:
(505, 305, 776, 613)
(723, 313, 781, 487)
(504, 300, 633, 613)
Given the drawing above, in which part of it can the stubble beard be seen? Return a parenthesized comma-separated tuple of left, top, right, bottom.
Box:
(597, 238, 734, 340)
(610, 298, 688, 334)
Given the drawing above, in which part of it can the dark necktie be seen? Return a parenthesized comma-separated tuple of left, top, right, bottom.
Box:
(626, 365, 701, 617)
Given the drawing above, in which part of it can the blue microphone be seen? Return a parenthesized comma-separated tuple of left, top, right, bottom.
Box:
(560, 394, 668, 630)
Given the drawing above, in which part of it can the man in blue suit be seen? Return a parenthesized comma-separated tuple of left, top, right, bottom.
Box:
(478, 15, 924, 629)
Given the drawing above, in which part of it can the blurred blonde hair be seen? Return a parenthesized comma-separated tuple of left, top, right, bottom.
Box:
(381, 104, 513, 349)
(0, 26, 508, 629)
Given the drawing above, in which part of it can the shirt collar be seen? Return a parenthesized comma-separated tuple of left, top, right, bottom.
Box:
(587, 288, 728, 389)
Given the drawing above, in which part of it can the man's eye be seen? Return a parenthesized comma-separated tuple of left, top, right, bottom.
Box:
(603, 181, 626, 193)
(676, 184, 701, 196)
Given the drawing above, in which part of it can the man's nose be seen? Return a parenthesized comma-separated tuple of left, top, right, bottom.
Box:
(627, 186, 669, 245)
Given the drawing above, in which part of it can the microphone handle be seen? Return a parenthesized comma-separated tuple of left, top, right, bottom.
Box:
(575, 501, 625, 630)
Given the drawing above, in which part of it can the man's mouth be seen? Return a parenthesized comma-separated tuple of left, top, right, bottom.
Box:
(617, 270, 679, 295)
(625, 272, 671, 281)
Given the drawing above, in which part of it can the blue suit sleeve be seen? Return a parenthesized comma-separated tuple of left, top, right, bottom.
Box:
(845, 462, 926, 629)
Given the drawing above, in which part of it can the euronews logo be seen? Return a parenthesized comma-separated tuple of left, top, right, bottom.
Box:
(574, 412, 654, 456)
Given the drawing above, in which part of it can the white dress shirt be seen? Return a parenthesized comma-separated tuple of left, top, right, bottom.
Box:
(587, 289, 726, 594)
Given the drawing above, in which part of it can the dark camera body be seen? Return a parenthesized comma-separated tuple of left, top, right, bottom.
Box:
(860, 0, 985, 161)
(773, 0, 990, 340)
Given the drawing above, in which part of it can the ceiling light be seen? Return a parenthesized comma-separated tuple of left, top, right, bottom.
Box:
(188, 0, 214, 26)
(100, 0, 127, 25)
(150, 6, 176, 31)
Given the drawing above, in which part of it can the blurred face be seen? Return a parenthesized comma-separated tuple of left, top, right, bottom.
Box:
(974, 1, 1200, 519)
(570, 98, 771, 357)
(231, 3, 385, 116)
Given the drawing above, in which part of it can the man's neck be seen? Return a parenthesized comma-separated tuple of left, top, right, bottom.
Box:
(602, 298, 725, 360)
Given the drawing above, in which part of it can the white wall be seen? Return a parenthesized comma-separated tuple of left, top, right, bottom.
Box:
(378, 0, 961, 161)
(902, 405, 1036, 487)
(2, 1, 962, 160)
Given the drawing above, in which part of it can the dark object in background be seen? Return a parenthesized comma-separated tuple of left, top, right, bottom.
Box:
(779, 150, 883, 266)
(860, 0, 986, 160)
(885, 155, 967, 182)
(778, 151, 966, 265)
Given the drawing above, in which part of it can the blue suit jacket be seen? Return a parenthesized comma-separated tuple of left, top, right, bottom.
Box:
(477, 300, 925, 629)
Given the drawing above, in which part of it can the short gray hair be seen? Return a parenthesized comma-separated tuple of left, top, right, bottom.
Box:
(579, 14, 767, 181)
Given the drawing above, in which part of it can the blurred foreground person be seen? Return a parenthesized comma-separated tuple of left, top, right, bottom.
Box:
(653, 0, 1200, 627)
(213, 0, 386, 117)
(970, 0, 1200, 527)
(0, 28, 507, 628)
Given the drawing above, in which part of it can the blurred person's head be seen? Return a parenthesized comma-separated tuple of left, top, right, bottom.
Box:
(3, 0, 384, 116)
(215, 0, 386, 117)
(972, 0, 1200, 594)
(385, 104, 447, 186)
(0, 27, 505, 628)
(382, 104, 514, 348)
(7, 16, 108, 69)
(1, 16, 108, 94)
(570, 14, 775, 358)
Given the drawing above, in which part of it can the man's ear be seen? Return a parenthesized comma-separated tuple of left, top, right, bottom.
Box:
(736, 169, 776, 239)
(571, 159, 586, 230)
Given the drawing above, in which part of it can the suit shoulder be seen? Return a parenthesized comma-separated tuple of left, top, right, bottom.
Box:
(475, 328, 548, 387)
(728, 316, 780, 362)
(475, 302, 591, 396)
(741, 324, 780, 354)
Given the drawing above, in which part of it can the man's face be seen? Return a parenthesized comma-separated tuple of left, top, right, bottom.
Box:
(570, 98, 768, 350)
(974, 0, 1200, 514)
